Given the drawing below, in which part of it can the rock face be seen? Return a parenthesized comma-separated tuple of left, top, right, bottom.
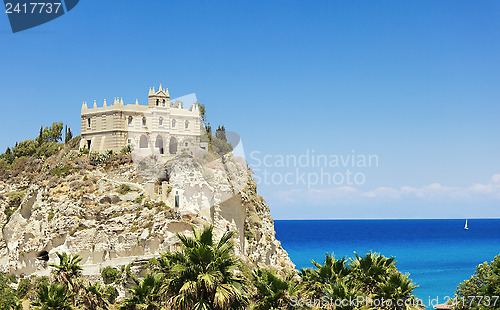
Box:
(0, 150, 294, 275)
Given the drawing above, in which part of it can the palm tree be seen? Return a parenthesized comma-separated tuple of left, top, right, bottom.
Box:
(252, 268, 300, 310)
(300, 253, 351, 300)
(152, 252, 174, 279)
(349, 251, 396, 295)
(162, 225, 249, 309)
(49, 252, 83, 306)
(324, 278, 363, 310)
(80, 282, 109, 310)
(32, 282, 74, 310)
(119, 273, 163, 310)
(378, 272, 418, 310)
(50, 252, 83, 288)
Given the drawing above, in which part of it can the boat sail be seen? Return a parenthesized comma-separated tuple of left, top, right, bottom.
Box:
(464, 219, 469, 230)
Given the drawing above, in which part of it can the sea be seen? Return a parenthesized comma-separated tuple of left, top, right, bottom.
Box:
(274, 219, 500, 308)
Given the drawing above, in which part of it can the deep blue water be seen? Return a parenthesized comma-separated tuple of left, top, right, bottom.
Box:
(275, 219, 500, 307)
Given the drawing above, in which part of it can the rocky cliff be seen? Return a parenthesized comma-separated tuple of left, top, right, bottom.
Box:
(0, 147, 294, 276)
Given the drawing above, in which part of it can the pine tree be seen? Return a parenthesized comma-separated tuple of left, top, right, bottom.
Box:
(65, 128, 73, 144)
(37, 125, 43, 144)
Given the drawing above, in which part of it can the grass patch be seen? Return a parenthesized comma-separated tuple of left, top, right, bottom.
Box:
(47, 211, 55, 222)
(117, 184, 132, 195)
(134, 194, 144, 204)
(49, 164, 74, 177)
(245, 231, 253, 241)
(3, 190, 26, 227)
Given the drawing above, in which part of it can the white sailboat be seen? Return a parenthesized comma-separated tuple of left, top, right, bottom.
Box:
(464, 219, 469, 230)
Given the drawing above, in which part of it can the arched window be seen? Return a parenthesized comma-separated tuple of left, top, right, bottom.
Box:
(172, 119, 176, 128)
(87, 118, 91, 128)
(128, 116, 133, 125)
(142, 117, 146, 127)
(156, 99, 159, 106)
(185, 120, 189, 129)
(159, 117, 163, 126)
(162, 99, 166, 107)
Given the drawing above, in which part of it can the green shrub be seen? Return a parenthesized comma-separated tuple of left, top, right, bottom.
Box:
(35, 141, 62, 158)
(121, 145, 132, 154)
(4, 190, 26, 225)
(104, 285, 118, 304)
(0, 272, 21, 309)
(211, 135, 233, 156)
(0, 158, 10, 174)
(8, 190, 26, 208)
(47, 211, 55, 222)
(134, 194, 144, 204)
(32, 276, 49, 290)
(6, 274, 17, 284)
(244, 231, 253, 241)
(16, 277, 31, 298)
(144, 200, 168, 211)
(12, 139, 37, 158)
(456, 254, 500, 308)
(101, 266, 121, 284)
(117, 184, 132, 195)
(79, 147, 90, 155)
(89, 152, 111, 165)
(49, 165, 73, 177)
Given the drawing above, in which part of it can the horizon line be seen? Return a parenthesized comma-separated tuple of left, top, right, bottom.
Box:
(274, 217, 500, 220)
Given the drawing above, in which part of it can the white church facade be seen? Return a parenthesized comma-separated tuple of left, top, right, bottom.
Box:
(80, 84, 205, 154)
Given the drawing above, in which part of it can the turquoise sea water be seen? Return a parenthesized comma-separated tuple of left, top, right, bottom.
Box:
(274, 219, 500, 308)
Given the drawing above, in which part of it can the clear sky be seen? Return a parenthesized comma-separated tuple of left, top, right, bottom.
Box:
(1, 0, 499, 219)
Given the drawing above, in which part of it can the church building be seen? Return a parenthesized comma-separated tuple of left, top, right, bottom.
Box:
(80, 84, 204, 154)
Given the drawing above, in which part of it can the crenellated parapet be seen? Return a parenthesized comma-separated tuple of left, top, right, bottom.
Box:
(82, 84, 200, 115)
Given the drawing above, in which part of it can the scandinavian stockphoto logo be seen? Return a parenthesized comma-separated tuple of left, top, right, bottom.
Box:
(4, 0, 79, 33)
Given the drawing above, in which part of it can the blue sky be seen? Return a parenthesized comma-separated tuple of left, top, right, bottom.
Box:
(1, 0, 499, 219)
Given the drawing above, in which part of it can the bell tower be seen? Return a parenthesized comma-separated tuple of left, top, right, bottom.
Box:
(148, 83, 170, 108)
